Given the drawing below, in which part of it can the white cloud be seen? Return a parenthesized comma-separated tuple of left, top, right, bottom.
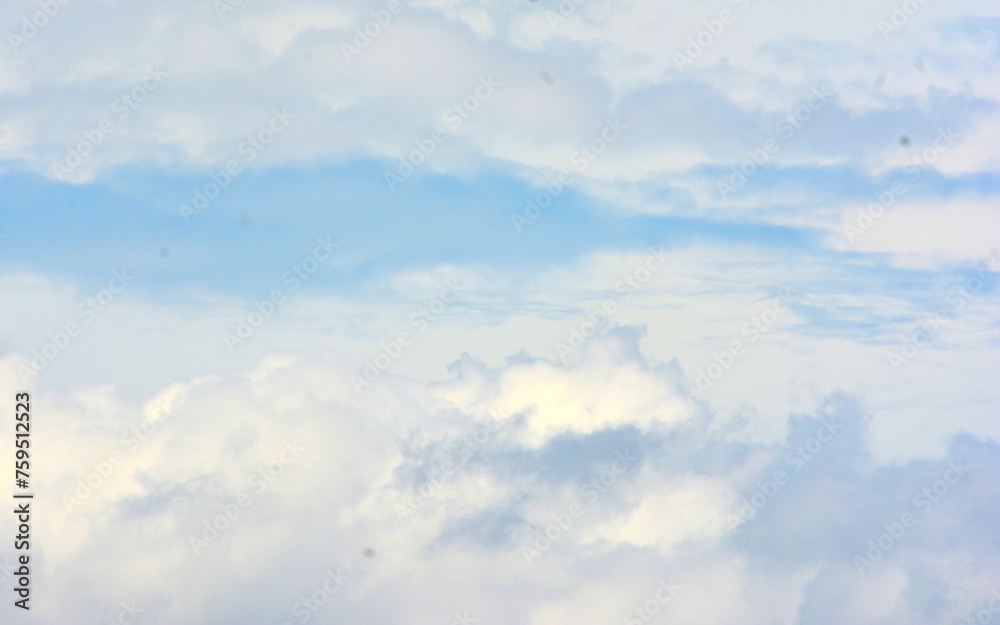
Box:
(435, 330, 693, 446)
(1, 0, 998, 188)
(831, 197, 1000, 265)
(2, 331, 999, 624)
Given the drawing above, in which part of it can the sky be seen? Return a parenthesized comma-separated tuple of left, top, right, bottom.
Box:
(0, 0, 999, 623)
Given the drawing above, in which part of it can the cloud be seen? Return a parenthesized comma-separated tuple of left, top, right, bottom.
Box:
(2, 329, 998, 624)
(435, 326, 694, 445)
(2, 0, 998, 190)
(831, 197, 1000, 266)
(2, 2, 998, 622)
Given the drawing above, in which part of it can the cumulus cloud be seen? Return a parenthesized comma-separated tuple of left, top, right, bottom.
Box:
(1, 5, 998, 620)
(1, 329, 998, 624)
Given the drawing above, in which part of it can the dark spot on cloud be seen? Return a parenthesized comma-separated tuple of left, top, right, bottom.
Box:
(363, 547, 376, 558)
(159, 247, 170, 258)
(539, 70, 555, 85)
(899, 136, 910, 146)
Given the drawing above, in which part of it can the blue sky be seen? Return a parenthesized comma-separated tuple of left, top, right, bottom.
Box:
(0, 1, 999, 624)
(0, 162, 824, 294)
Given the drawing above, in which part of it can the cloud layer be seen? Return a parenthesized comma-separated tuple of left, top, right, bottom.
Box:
(3, 0, 999, 180)
(1, 2, 998, 623)
(1, 329, 998, 624)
